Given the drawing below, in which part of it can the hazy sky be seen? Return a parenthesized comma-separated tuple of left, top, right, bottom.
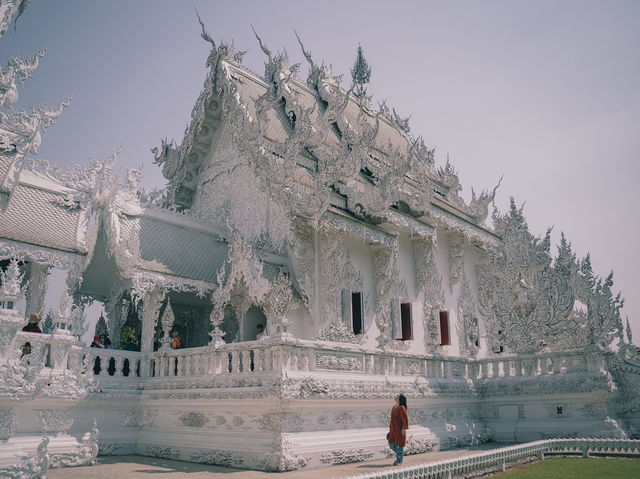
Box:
(2, 1, 639, 340)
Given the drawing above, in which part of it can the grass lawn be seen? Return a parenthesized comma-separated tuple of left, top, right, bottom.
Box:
(491, 457, 640, 478)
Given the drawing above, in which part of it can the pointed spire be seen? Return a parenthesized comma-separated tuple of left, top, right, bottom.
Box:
(351, 44, 371, 100)
(0, 259, 24, 303)
(160, 298, 175, 349)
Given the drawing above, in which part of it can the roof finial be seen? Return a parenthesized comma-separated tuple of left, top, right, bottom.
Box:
(351, 44, 372, 101)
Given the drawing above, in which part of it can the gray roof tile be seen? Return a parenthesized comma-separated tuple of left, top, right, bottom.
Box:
(121, 215, 228, 284)
(0, 184, 80, 252)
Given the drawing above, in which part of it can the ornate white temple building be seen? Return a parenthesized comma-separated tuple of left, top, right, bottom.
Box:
(1, 6, 639, 474)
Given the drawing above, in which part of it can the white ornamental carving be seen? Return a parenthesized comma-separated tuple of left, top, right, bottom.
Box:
(315, 354, 362, 371)
(0, 436, 49, 479)
(476, 200, 577, 353)
(160, 298, 175, 350)
(0, 409, 15, 440)
(121, 408, 158, 427)
(38, 409, 73, 433)
(262, 272, 294, 337)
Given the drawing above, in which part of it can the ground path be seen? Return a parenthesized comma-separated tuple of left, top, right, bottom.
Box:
(48, 443, 504, 478)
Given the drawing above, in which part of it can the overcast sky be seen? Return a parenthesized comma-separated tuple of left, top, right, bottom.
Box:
(2, 0, 639, 341)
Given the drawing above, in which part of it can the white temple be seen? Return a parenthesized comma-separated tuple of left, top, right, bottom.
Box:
(1, 6, 639, 475)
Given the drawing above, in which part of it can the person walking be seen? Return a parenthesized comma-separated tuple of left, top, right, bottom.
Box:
(388, 393, 409, 466)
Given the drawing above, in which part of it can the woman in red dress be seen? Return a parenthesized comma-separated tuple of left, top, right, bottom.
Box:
(388, 393, 409, 465)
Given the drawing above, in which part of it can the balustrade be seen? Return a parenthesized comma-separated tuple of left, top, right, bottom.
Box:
(7, 332, 616, 387)
(84, 348, 142, 378)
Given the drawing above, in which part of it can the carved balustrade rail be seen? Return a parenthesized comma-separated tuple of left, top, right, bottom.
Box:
(21, 337, 614, 386)
(139, 339, 479, 380)
(275, 339, 478, 379)
(147, 342, 275, 378)
(474, 348, 609, 381)
(70, 348, 143, 379)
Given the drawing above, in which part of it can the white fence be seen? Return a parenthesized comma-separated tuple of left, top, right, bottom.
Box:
(339, 438, 640, 479)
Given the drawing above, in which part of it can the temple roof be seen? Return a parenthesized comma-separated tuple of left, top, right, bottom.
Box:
(0, 175, 82, 254)
(119, 213, 228, 285)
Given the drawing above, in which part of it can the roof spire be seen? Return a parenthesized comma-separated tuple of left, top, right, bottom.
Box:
(351, 44, 371, 101)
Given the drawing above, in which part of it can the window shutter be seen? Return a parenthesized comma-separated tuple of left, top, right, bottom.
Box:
(439, 311, 450, 345)
(341, 289, 352, 327)
(401, 302, 412, 340)
(352, 292, 364, 334)
(390, 299, 402, 339)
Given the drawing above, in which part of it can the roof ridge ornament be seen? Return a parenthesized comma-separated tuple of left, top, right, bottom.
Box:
(0, 48, 46, 109)
(0, 0, 30, 38)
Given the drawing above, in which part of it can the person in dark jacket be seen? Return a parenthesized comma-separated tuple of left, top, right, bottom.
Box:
(22, 313, 42, 333)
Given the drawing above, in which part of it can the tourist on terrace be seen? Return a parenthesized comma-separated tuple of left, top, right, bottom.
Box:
(22, 313, 42, 333)
(256, 324, 266, 340)
(170, 329, 183, 349)
(20, 341, 31, 358)
(122, 337, 137, 351)
(90, 336, 103, 348)
(100, 334, 112, 349)
(388, 393, 409, 466)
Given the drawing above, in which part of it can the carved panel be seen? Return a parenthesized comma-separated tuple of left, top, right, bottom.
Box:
(38, 409, 73, 433)
(121, 408, 158, 427)
(0, 409, 15, 440)
(448, 233, 465, 292)
(179, 412, 209, 428)
(315, 353, 363, 371)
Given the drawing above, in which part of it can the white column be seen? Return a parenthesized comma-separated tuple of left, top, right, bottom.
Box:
(140, 287, 165, 354)
(25, 262, 49, 318)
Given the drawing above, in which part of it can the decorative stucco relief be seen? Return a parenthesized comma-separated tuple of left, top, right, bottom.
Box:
(38, 409, 73, 433)
(179, 412, 209, 428)
(317, 230, 363, 343)
(121, 408, 158, 427)
(0, 409, 15, 440)
(456, 269, 479, 357)
(413, 238, 445, 352)
(476, 201, 581, 353)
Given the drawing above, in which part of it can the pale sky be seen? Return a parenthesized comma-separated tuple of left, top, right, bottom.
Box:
(2, 1, 639, 341)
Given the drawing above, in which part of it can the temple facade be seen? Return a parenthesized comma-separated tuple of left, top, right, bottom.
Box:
(1, 9, 640, 474)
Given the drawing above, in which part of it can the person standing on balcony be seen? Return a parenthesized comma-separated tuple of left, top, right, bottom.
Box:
(256, 324, 266, 340)
(388, 393, 409, 466)
(99, 334, 112, 349)
(22, 313, 42, 333)
(170, 329, 183, 349)
(122, 337, 137, 351)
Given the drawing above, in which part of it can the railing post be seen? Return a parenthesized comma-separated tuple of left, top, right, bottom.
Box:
(231, 351, 240, 373)
(547, 357, 554, 374)
(264, 348, 273, 372)
(241, 349, 251, 373)
(302, 349, 310, 371)
(176, 355, 184, 376)
(140, 355, 149, 377)
(114, 356, 124, 377)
